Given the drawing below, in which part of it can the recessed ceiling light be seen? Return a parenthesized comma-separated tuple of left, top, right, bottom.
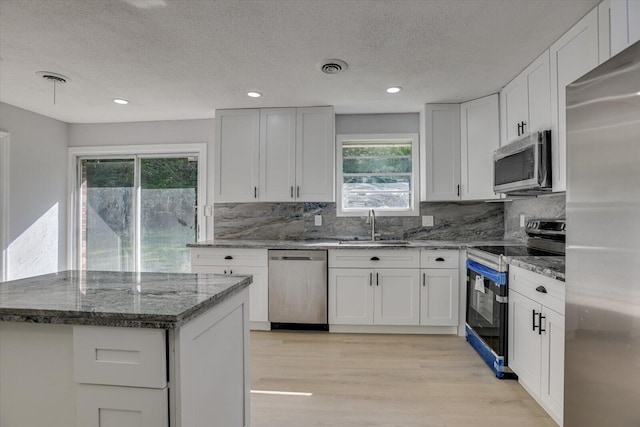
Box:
(113, 98, 129, 105)
(247, 91, 262, 98)
(386, 86, 402, 94)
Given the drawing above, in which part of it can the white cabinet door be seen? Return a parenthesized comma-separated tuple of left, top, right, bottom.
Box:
(419, 269, 459, 326)
(329, 268, 374, 325)
(611, 0, 640, 55)
(500, 50, 551, 146)
(374, 269, 420, 326)
(420, 104, 461, 201)
(540, 307, 565, 425)
(460, 94, 500, 200)
(550, 8, 600, 192)
(259, 108, 296, 202)
(296, 106, 335, 202)
(76, 385, 168, 427)
(214, 109, 260, 202)
(508, 290, 542, 395)
(500, 77, 528, 144)
(526, 50, 552, 135)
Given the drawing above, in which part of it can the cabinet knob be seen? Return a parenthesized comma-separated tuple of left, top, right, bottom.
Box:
(535, 285, 547, 294)
(224, 255, 233, 260)
(370, 256, 380, 261)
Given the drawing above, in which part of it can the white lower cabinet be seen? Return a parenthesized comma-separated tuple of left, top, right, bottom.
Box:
(73, 326, 168, 427)
(420, 249, 460, 326)
(328, 249, 421, 327)
(191, 248, 269, 327)
(508, 265, 565, 426)
(76, 385, 168, 427)
(329, 267, 420, 326)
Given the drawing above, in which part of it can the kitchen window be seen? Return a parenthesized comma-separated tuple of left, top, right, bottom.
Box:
(68, 144, 207, 273)
(336, 133, 419, 216)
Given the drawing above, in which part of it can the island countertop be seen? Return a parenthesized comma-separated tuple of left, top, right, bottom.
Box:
(0, 270, 252, 329)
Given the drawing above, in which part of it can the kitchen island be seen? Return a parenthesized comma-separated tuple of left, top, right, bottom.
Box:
(0, 270, 252, 427)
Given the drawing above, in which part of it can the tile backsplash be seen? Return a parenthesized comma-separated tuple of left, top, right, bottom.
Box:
(213, 201, 504, 241)
(503, 193, 566, 242)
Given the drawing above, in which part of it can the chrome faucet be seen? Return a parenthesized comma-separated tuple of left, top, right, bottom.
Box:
(366, 209, 377, 241)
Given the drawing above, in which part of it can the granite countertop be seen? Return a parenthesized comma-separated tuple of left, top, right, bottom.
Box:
(188, 239, 564, 281)
(188, 239, 518, 250)
(0, 270, 252, 329)
(505, 256, 565, 282)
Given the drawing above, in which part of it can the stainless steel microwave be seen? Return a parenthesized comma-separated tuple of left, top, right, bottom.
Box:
(493, 130, 552, 195)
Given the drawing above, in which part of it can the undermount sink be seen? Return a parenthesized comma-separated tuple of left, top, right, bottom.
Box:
(338, 240, 411, 246)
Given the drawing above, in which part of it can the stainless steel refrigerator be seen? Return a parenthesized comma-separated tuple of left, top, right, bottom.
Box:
(565, 40, 640, 426)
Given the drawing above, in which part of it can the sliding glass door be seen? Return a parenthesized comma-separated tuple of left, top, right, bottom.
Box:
(79, 155, 198, 273)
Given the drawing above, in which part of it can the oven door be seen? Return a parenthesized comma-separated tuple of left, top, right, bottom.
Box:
(466, 261, 508, 358)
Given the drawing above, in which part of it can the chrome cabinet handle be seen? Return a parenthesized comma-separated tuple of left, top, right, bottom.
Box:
(369, 272, 373, 287)
(423, 273, 426, 287)
(254, 187, 257, 198)
(376, 272, 379, 286)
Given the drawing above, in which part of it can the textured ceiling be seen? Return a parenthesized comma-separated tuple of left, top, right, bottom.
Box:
(0, 0, 600, 124)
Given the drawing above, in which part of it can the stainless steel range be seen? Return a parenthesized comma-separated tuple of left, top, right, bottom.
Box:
(465, 219, 565, 378)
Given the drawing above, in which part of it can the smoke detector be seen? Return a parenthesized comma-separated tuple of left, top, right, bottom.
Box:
(318, 59, 348, 75)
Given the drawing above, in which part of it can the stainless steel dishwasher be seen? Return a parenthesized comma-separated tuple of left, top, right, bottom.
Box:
(268, 250, 328, 330)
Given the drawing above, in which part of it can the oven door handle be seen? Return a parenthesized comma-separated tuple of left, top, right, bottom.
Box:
(466, 260, 507, 285)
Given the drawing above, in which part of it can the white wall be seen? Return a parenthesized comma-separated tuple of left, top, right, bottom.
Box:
(0, 103, 69, 280)
(336, 113, 419, 134)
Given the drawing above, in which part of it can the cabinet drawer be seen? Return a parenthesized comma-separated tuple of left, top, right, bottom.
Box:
(420, 249, 459, 269)
(191, 248, 268, 267)
(329, 249, 420, 269)
(76, 384, 168, 427)
(509, 265, 564, 314)
(73, 326, 166, 388)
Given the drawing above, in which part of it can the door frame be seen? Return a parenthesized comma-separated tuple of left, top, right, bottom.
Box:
(0, 131, 9, 281)
(67, 143, 208, 270)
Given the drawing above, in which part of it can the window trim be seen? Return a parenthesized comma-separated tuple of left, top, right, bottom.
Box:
(0, 131, 9, 282)
(67, 143, 207, 270)
(336, 133, 419, 217)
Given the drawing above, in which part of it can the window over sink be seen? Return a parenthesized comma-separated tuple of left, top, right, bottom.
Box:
(336, 133, 419, 216)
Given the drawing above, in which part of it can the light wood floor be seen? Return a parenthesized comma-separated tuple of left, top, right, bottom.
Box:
(250, 331, 557, 427)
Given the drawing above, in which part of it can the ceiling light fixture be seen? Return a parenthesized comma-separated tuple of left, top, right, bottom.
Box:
(247, 91, 262, 98)
(113, 98, 129, 105)
(36, 71, 71, 105)
(386, 86, 402, 94)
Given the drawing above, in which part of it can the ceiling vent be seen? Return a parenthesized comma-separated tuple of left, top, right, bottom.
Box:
(319, 59, 348, 75)
(36, 71, 70, 84)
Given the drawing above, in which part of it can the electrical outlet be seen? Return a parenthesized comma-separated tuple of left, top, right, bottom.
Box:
(422, 215, 434, 227)
(314, 215, 322, 226)
(520, 214, 526, 228)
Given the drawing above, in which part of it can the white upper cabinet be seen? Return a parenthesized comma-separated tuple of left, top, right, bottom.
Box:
(420, 104, 461, 201)
(215, 106, 334, 202)
(214, 109, 260, 202)
(500, 50, 552, 146)
(549, 7, 603, 192)
(460, 94, 500, 200)
(295, 107, 335, 202)
(611, 0, 640, 56)
(259, 108, 297, 202)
